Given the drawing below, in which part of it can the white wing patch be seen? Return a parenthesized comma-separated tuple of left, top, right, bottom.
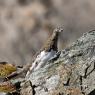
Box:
(26, 50, 56, 77)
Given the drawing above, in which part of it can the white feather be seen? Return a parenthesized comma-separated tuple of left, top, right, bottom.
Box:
(26, 50, 56, 77)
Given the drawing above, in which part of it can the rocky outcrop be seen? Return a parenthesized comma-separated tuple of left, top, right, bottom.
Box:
(1, 30, 95, 95)
(21, 30, 95, 95)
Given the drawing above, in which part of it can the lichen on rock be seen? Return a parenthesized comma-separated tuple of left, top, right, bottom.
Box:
(24, 30, 95, 95)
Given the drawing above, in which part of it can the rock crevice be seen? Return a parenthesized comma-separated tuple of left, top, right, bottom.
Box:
(11, 30, 95, 95)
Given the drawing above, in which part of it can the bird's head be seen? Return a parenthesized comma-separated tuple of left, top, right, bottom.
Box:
(52, 27, 63, 38)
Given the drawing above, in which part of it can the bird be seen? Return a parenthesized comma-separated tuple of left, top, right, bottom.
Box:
(26, 27, 63, 77)
(0, 62, 22, 79)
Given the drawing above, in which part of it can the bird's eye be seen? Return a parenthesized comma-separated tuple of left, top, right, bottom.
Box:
(37, 55, 40, 58)
(36, 62, 38, 65)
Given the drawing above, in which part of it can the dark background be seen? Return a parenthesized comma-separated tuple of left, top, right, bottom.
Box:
(0, 0, 95, 65)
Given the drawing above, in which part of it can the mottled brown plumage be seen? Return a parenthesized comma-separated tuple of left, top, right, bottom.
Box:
(41, 27, 63, 52)
(29, 27, 63, 62)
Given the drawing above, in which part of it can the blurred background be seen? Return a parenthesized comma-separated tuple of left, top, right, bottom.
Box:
(0, 0, 95, 65)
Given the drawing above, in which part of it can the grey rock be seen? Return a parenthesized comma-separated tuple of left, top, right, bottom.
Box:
(25, 30, 95, 95)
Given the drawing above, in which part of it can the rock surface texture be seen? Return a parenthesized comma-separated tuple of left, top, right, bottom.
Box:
(1, 30, 95, 95)
(24, 30, 95, 95)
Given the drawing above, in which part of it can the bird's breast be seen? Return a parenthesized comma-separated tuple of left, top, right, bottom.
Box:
(40, 50, 56, 62)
